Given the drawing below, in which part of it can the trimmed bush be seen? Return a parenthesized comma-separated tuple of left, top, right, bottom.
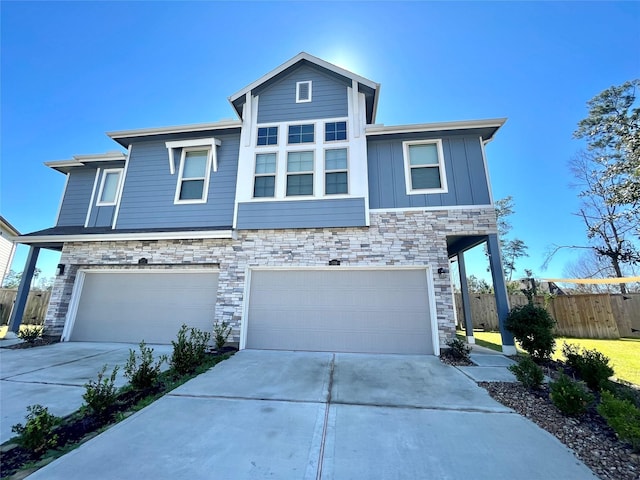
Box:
(83, 365, 119, 418)
(170, 324, 211, 376)
(549, 373, 594, 416)
(505, 303, 555, 360)
(11, 404, 60, 454)
(124, 341, 167, 390)
(508, 356, 544, 389)
(598, 390, 640, 451)
(213, 321, 232, 351)
(562, 343, 614, 391)
(17, 325, 44, 344)
(445, 337, 471, 362)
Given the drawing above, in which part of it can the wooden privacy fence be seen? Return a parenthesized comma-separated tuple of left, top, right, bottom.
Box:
(0, 289, 51, 326)
(454, 293, 640, 339)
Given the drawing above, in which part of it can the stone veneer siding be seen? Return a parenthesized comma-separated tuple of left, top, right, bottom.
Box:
(44, 208, 497, 349)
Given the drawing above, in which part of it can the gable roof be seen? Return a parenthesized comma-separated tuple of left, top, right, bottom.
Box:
(228, 52, 380, 124)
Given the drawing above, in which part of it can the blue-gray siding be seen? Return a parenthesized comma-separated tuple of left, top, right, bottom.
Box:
(87, 205, 115, 228)
(237, 198, 366, 230)
(256, 65, 349, 124)
(56, 169, 96, 226)
(367, 135, 490, 209)
(116, 134, 239, 229)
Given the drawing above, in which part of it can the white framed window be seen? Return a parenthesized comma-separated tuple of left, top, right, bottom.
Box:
(286, 151, 314, 196)
(96, 169, 123, 206)
(296, 81, 312, 103)
(257, 126, 278, 146)
(174, 148, 211, 204)
(288, 124, 314, 144)
(402, 139, 448, 194)
(254, 153, 277, 198)
(324, 148, 348, 195)
(325, 121, 347, 142)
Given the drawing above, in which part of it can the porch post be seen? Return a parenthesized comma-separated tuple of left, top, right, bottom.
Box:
(6, 246, 40, 337)
(457, 251, 475, 344)
(487, 234, 515, 354)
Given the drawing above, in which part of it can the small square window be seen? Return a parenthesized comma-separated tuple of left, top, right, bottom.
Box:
(403, 140, 447, 194)
(296, 81, 312, 103)
(325, 121, 347, 142)
(288, 124, 315, 144)
(257, 127, 278, 146)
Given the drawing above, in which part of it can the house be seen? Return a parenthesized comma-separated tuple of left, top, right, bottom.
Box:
(0, 216, 20, 286)
(9, 53, 515, 354)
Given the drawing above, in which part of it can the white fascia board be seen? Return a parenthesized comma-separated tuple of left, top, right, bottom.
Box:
(17, 230, 234, 244)
(0, 218, 21, 236)
(45, 152, 127, 173)
(228, 52, 379, 105)
(107, 120, 242, 140)
(365, 118, 507, 137)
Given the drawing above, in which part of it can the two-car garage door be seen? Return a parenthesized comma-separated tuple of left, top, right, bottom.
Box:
(67, 270, 218, 344)
(245, 269, 435, 354)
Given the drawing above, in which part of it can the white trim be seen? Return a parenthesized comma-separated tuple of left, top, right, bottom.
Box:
(165, 138, 221, 175)
(323, 147, 349, 196)
(365, 118, 507, 137)
(84, 168, 101, 228)
(370, 204, 493, 213)
(425, 265, 440, 355)
(112, 145, 132, 229)
(173, 148, 213, 205)
(286, 150, 315, 197)
(239, 267, 252, 350)
(18, 229, 234, 244)
(96, 169, 123, 206)
(61, 270, 86, 341)
(402, 139, 448, 195)
(351, 80, 360, 138)
(243, 93, 252, 146)
(253, 152, 278, 198)
(108, 120, 241, 141)
(55, 174, 70, 225)
(296, 80, 312, 103)
(479, 136, 495, 206)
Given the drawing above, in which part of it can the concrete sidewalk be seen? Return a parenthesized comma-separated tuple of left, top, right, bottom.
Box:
(27, 350, 596, 480)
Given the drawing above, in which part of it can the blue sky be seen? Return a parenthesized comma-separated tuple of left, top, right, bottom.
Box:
(1, 1, 639, 283)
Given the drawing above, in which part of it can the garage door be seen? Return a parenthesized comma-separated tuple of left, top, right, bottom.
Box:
(68, 270, 218, 344)
(246, 269, 434, 354)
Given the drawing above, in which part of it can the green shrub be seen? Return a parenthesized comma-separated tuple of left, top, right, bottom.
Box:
(170, 324, 211, 376)
(445, 337, 471, 362)
(83, 365, 119, 417)
(213, 321, 232, 351)
(505, 303, 556, 360)
(562, 343, 614, 391)
(11, 404, 60, 454)
(508, 356, 544, 389)
(549, 373, 594, 416)
(597, 390, 640, 451)
(124, 341, 167, 390)
(17, 325, 44, 344)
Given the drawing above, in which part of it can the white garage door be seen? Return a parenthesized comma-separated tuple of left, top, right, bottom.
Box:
(246, 269, 434, 354)
(68, 270, 218, 344)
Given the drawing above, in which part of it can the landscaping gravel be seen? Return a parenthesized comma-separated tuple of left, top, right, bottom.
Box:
(480, 381, 640, 480)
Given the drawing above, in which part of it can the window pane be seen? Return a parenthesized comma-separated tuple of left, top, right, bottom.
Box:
(298, 82, 310, 101)
(325, 121, 347, 141)
(287, 151, 313, 172)
(183, 151, 208, 177)
(325, 172, 348, 194)
(325, 149, 347, 170)
(179, 179, 205, 200)
(409, 144, 439, 166)
(257, 127, 278, 146)
(286, 174, 313, 195)
(288, 124, 314, 143)
(411, 167, 442, 189)
(255, 153, 276, 174)
(254, 176, 275, 197)
(100, 172, 120, 203)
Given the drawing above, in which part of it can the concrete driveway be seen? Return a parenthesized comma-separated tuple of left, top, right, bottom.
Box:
(26, 350, 595, 480)
(0, 342, 172, 443)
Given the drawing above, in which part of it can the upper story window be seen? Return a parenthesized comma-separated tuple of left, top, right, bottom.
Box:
(257, 127, 278, 146)
(296, 81, 312, 103)
(402, 140, 448, 195)
(325, 121, 347, 142)
(288, 124, 314, 144)
(175, 149, 211, 203)
(286, 151, 314, 196)
(325, 148, 348, 195)
(96, 169, 123, 206)
(254, 153, 276, 198)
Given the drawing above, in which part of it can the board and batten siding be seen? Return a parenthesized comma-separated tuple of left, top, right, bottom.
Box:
(256, 64, 349, 124)
(86, 205, 115, 228)
(236, 198, 366, 230)
(367, 135, 491, 209)
(56, 168, 98, 226)
(115, 134, 240, 229)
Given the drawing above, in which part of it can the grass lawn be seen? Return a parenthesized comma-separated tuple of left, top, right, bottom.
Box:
(464, 330, 640, 386)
